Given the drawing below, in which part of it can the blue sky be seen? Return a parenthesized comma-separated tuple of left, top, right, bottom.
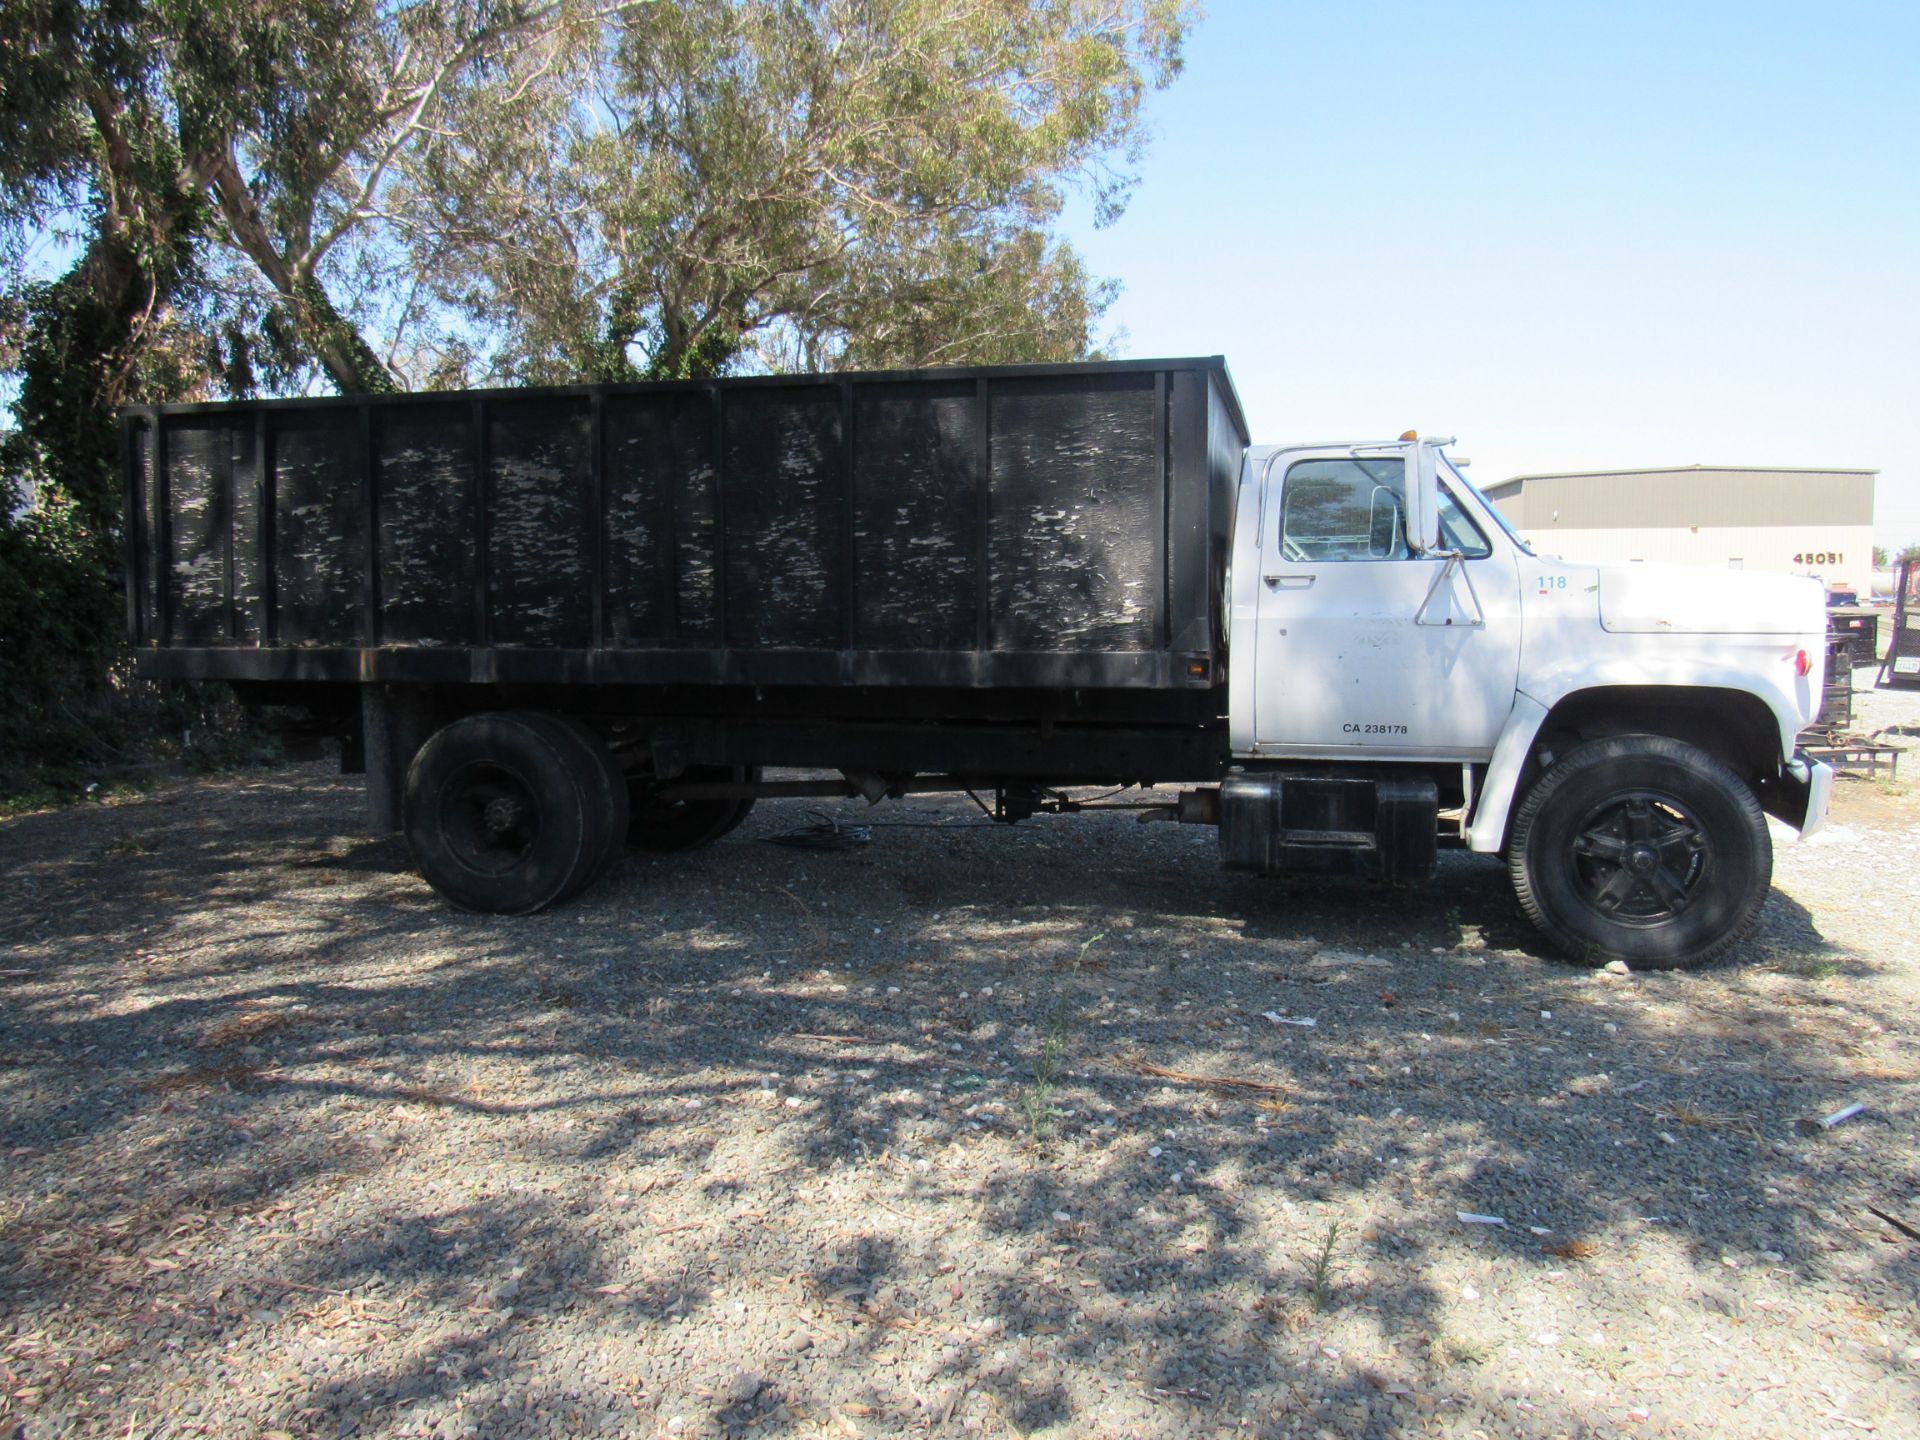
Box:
(1063, 0, 1920, 552)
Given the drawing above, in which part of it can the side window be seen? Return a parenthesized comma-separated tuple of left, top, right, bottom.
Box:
(1436, 484, 1493, 558)
(1278, 458, 1409, 562)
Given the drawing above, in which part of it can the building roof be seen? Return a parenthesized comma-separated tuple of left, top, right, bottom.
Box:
(1492, 463, 1876, 484)
(1485, 465, 1876, 530)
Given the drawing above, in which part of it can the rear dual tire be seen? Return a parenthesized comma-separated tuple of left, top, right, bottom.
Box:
(1508, 735, 1772, 970)
(627, 764, 758, 851)
(404, 712, 630, 915)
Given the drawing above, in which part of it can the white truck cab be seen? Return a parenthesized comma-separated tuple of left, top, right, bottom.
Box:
(1221, 435, 1833, 968)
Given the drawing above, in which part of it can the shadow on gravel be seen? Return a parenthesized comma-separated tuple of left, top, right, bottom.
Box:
(2, 766, 1915, 1438)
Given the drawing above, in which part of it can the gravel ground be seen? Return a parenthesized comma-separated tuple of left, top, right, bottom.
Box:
(3, 687, 1917, 1440)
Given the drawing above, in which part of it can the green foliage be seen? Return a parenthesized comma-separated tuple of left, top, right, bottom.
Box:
(413, 0, 1196, 380)
(0, 482, 277, 801)
(0, 492, 120, 722)
(1, 1, 1198, 788)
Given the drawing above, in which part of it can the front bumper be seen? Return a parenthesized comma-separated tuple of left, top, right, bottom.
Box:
(1758, 751, 1835, 838)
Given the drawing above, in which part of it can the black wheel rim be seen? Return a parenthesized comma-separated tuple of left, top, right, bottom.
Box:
(1567, 791, 1712, 926)
(440, 761, 542, 876)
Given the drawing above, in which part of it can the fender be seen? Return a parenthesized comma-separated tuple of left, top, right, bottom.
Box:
(1465, 666, 1810, 855)
(1516, 655, 1811, 761)
(1465, 693, 1547, 853)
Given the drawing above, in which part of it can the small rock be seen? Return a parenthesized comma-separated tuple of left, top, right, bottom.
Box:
(721, 1370, 762, 1406)
(1603, 959, 1631, 975)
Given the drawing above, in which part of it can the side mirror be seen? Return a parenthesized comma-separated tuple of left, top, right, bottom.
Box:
(1404, 442, 1442, 556)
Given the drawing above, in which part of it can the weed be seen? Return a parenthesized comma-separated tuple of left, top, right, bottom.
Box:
(1769, 948, 1843, 981)
(1432, 1329, 1490, 1367)
(1072, 931, 1104, 972)
(1565, 1333, 1625, 1377)
(1021, 1001, 1070, 1144)
(1252, 1292, 1308, 1331)
(0, 785, 76, 819)
(1306, 1218, 1343, 1312)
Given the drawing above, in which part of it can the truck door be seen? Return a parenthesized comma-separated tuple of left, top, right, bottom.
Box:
(1252, 447, 1522, 757)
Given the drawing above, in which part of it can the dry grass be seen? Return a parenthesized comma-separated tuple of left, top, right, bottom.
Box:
(1637, 1101, 1763, 1140)
(140, 1062, 269, 1093)
(1129, 1059, 1290, 1095)
(195, 1008, 295, 1049)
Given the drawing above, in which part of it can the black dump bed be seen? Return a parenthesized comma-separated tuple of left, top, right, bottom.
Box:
(123, 358, 1248, 693)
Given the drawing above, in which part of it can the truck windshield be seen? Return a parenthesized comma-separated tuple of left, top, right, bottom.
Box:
(1443, 456, 1532, 556)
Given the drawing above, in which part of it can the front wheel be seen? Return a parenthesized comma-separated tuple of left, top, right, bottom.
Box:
(1507, 735, 1772, 969)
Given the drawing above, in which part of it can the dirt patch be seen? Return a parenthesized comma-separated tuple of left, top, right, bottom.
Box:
(3, 716, 1918, 1438)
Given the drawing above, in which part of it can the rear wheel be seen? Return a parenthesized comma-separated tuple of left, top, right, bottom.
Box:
(550, 716, 631, 888)
(1507, 735, 1772, 969)
(628, 764, 759, 851)
(404, 712, 627, 914)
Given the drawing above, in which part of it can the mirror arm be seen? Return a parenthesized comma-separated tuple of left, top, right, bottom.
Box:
(1414, 549, 1486, 628)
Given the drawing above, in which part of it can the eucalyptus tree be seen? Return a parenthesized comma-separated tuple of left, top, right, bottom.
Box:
(0, 0, 608, 741)
(405, 0, 1196, 381)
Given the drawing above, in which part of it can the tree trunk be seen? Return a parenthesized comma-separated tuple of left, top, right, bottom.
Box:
(200, 150, 397, 395)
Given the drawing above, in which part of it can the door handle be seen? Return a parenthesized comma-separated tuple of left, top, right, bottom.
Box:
(1264, 574, 1314, 589)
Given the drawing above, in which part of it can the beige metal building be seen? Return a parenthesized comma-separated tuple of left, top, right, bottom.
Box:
(1483, 465, 1876, 597)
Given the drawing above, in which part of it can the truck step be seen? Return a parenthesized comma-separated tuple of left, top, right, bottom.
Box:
(1220, 771, 1437, 882)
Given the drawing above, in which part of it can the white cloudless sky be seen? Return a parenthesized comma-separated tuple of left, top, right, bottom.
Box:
(1063, 0, 1920, 551)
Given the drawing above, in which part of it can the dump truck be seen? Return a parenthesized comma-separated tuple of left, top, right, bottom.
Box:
(121, 357, 1832, 967)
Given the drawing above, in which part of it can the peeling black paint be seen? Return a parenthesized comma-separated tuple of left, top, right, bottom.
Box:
(126, 360, 1248, 692)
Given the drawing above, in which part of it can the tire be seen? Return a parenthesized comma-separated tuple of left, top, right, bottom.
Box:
(550, 716, 631, 889)
(627, 764, 758, 851)
(1507, 735, 1772, 970)
(403, 712, 627, 914)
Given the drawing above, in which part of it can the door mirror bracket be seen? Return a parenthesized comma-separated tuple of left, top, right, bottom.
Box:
(1414, 550, 1486, 628)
